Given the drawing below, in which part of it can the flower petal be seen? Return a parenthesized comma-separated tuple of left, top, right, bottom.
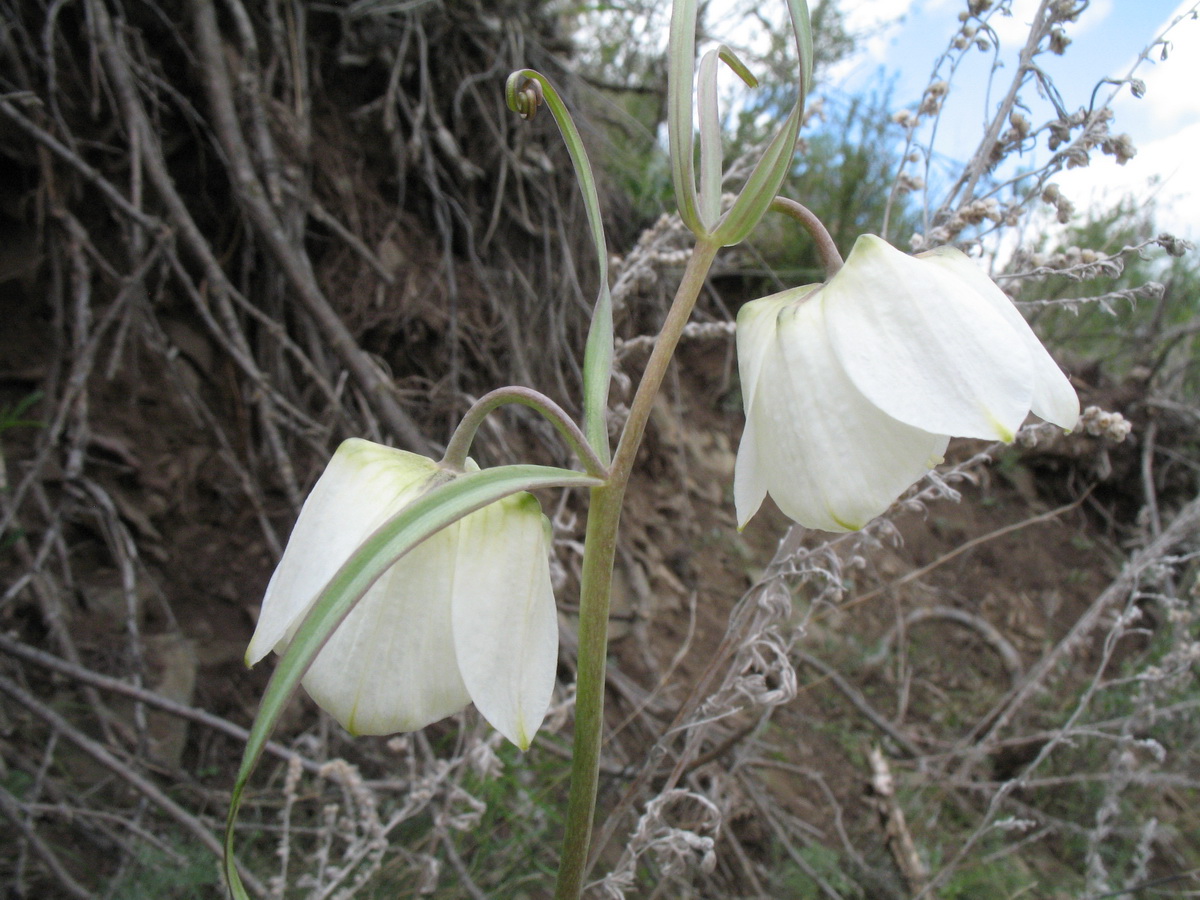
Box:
(735, 291, 802, 529)
(736, 284, 820, 416)
(733, 413, 768, 530)
(918, 246, 1080, 430)
(451, 493, 558, 750)
(300, 529, 471, 736)
(247, 439, 439, 666)
(745, 291, 948, 531)
(824, 235, 1033, 441)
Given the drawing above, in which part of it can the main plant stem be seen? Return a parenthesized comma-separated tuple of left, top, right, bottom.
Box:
(554, 238, 720, 900)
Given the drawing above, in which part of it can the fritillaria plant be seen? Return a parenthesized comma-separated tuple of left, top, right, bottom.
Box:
(223, 1, 1076, 897)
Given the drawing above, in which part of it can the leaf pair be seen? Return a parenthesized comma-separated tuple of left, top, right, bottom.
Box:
(669, 0, 814, 246)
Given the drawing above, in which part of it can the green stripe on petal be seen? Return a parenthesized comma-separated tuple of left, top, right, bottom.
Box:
(225, 462, 600, 900)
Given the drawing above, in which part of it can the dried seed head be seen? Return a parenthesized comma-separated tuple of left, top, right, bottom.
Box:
(1101, 133, 1137, 165)
(1080, 406, 1133, 441)
(1049, 26, 1071, 54)
(1157, 233, 1194, 257)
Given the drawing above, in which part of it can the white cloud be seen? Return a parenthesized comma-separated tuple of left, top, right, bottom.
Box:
(1057, 117, 1200, 241)
(986, 0, 1044, 46)
(823, 0, 921, 85)
(1117, 1, 1200, 129)
(1058, 1, 1200, 238)
(989, 0, 1113, 47)
(841, 0, 920, 33)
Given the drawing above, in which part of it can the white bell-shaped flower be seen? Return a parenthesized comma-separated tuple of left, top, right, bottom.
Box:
(246, 438, 558, 750)
(735, 234, 1079, 533)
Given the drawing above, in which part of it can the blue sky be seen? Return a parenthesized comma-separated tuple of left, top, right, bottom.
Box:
(841, 1, 1181, 99)
(828, 0, 1200, 238)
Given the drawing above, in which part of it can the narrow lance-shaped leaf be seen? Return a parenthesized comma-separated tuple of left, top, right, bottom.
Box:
(506, 71, 613, 466)
(712, 102, 801, 246)
(668, 0, 704, 235)
(712, 0, 814, 247)
(698, 49, 723, 229)
(788, 0, 815, 110)
(223, 464, 603, 899)
(697, 46, 759, 227)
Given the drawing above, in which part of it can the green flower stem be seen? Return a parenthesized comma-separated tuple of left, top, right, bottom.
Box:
(555, 480, 621, 900)
(555, 237, 721, 900)
(441, 386, 609, 479)
(609, 239, 721, 483)
(770, 197, 843, 277)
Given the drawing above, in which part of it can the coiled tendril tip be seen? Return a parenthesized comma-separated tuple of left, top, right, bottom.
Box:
(514, 78, 544, 121)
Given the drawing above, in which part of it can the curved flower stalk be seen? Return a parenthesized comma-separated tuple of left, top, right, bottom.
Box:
(247, 438, 559, 749)
(735, 234, 1080, 532)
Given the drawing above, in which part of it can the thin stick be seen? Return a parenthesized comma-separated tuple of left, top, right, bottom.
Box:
(0, 633, 322, 774)
(838, 491, 1088, 614)
(795, 651, 926, 759)
(0, 673, 269, 898)
(953, 493, 1200, 779)
(0, 786, 93, 900)
(187, 0, 430, 454)
(864, 606, 1024, 687)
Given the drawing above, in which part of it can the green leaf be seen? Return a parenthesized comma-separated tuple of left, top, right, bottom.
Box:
(697, 49, 724, 227)
(788, 0, 814, 111)
(668, 0, 704, 235)
(506, 71, 613, 466)
(712, 103, 802, 246)
(580, 274, 613, 467)
(223, 464, 603, 899)
(0, 391, 44, 431)
(698, 45, 759, 227)
(670, 0, 812, 246)
(711, 0, 813, 247)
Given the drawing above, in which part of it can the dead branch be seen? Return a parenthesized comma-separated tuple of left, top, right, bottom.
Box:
(795, 651, 926, 758)
(185, 0, 430, 453)
(865, 606, 1024, 687)
(0, 785, 93, 900)
(868, 746, 929, 896)
(0, 632, 323, 775)
(847, 492, 1088, 611)
(953, 492, 1200, 778)
(0, 672, 268, 898)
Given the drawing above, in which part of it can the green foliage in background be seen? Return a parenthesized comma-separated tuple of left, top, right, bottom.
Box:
(106, 843, 221, 899)
(753, 89, 922, 286)
(0, 392, 42, 433)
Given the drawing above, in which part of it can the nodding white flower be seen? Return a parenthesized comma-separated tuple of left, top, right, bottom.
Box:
(735, 234, 1079, 533)
(246, 439, 558, 750)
